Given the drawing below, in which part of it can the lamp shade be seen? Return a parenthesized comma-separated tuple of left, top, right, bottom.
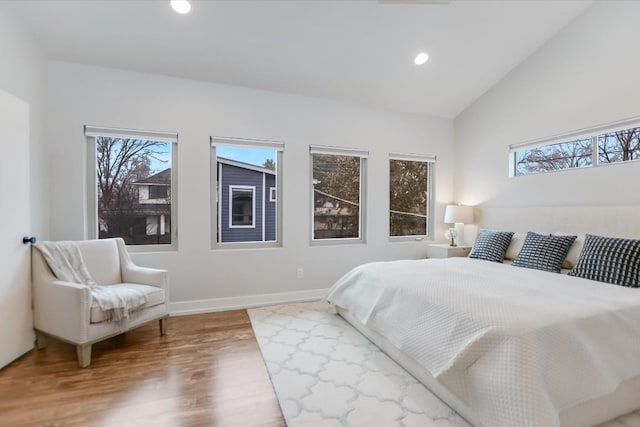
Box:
(444, 205, 474, 224)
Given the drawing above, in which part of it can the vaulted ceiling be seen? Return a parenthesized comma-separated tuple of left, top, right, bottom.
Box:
(9, 0, 591, 118)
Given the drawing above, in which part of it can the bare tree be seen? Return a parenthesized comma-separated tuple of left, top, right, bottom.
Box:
(517, 127, 640, 175)
(96, 137, 167, 241)
(312, 154, 361, 238)
(599, 128, 640, 163)
(390, 160, 427, 236)
(313, 155, 360, 209)
(516, 139, 592, 174)
(262, 158, 276, 170)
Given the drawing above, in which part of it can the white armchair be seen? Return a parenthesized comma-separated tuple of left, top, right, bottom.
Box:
(32, 238, 169, 367)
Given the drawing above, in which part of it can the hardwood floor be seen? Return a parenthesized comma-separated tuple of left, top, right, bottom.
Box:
(0, 310, 286, 427)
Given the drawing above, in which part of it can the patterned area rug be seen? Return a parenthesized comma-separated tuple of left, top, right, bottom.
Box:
(248, 301, 640, 427)
(248, 301, 470, 427)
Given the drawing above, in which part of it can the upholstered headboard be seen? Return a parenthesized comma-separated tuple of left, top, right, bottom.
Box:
(466, 205, 640, 243)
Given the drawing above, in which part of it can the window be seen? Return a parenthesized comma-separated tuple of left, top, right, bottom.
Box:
(389, 154, 434, 238)
(510, 118, 640, 176)
(85, 126, 177, 250)
(148, 185, 168, 200)
(514, 138, 592, 176)
(211, 137, 283, 247)
(310, 146, 367, 242)
(598, 128, 640, 164)
(230, 186, 255, 227)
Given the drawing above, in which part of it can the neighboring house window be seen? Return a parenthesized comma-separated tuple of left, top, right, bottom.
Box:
(389, 153, 434, 238)
(85, 126, 177, 250)
(230, 186, 255, 227)
(148, 185, 168, 200)
(211, 137, 284, 247)
(510, 119, 640, 176)
(310, 145, 368, 243)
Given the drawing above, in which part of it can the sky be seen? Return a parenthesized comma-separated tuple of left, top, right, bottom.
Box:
(142, 142, 277, 174)
(217, 146, 276, 167)
(149, 144, 171, 173)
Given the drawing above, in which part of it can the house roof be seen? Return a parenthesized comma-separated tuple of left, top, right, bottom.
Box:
(134, 168, 171, 185)
(218, 157, 276, 175)
(134, 158, 274, 186)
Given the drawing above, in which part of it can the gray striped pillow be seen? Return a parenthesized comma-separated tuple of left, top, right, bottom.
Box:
(469, 229, 514, 263)
(569, 234, 640, 287)
(512, 232, 576, 273)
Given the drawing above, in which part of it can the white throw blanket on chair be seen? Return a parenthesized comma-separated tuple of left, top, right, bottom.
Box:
(34, 241, 149, 321)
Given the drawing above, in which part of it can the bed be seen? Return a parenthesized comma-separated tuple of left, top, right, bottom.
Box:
(326, 257, 640, 427)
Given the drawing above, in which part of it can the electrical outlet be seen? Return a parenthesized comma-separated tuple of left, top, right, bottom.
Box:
(296, 268, 304, 279)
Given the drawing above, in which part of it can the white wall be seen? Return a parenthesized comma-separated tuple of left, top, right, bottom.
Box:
(454, 2, 640, 219)
(47, 62, 454, 312)
(0, 6, 49, 239)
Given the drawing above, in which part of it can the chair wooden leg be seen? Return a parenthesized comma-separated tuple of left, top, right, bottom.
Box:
(35, 330, 48, 349)
(159, 317, 167, 335)
(76, 344, 92, 368)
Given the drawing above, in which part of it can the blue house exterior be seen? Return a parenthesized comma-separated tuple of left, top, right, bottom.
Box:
(217, 158, 276, 243)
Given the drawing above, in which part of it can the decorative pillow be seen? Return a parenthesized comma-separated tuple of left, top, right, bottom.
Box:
(512, 232, 577, 273)
(504, 233, 526, 260)
(469, 229, 514, 263)
(569, 234, 640, 287)
(554, 232, 585, 269)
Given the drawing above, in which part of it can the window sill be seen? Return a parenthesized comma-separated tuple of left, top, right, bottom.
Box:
(212, 241, 282, 251)
(388, 235, 428, 243)
(310, 238, 366, 247)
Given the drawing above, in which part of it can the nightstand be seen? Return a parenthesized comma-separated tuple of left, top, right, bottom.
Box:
(426, 243, 472, 259)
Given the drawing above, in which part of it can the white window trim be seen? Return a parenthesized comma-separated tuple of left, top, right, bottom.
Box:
(210, 137, 284, 249)
(262, 175, 266, 241)
(310, 144, 368, 158)
(217, 162, 223, 242)
(509, 116, 640, 177)
(388, 154, 435, 242)
(310, 146, 368, 245)
(211, 135, 284, 151)
(269, 187, 276, 202)
(389, 152, 436, 163)
(85, 125, 177, 142)
(229, 185, 256, 229)
(85, 126, 178, 252)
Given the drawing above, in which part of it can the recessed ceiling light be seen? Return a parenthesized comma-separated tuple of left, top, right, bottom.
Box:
(170, 0, 191, 14)
(414, 52, 429, 65)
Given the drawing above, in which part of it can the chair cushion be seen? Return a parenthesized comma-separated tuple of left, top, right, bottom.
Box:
(75, 239, 122, 285)
(90, 283, 165, 323)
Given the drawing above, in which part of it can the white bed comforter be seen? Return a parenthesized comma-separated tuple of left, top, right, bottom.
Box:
(326, 257, 640, 427)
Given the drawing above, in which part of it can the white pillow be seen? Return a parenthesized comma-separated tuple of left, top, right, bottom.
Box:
(504, 233, 526, 260)
(553, 232, 585, 269)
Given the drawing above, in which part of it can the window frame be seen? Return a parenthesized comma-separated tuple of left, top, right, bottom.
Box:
(509, 117, 640, 177)
(228, 185, 256, 228)
(85, 125, 178, 252)
(388, 153, 435, 242)
(210, 136, 284, 249)
(309, 145, 368, 246)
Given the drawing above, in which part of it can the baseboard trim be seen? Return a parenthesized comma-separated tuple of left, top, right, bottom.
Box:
(169, 288, 329, 316)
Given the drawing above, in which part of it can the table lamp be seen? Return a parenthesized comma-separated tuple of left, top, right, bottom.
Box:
(444, 204, 474, 246)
